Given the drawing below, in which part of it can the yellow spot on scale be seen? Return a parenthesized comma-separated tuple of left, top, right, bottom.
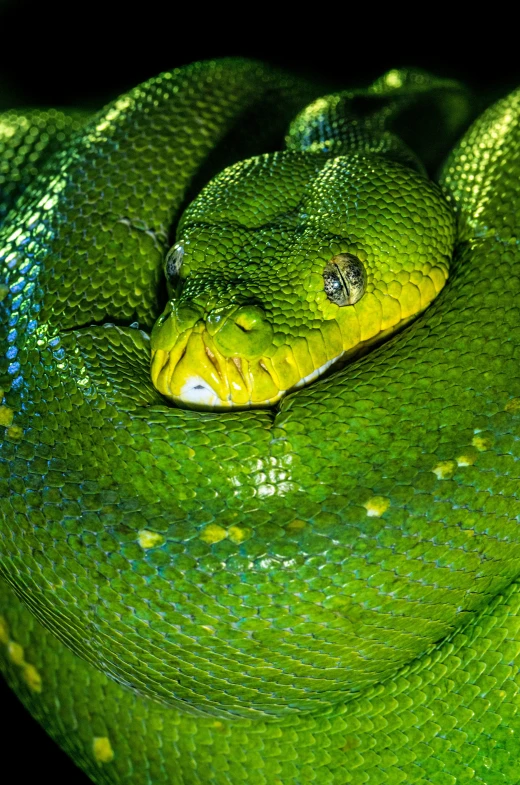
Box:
(228, 525, 249, 544)
(8, 641, 25, 666)
(6, 425, 23, 440)
(0, 284, 7, 301)
(472, 434, 494, 452)
(505, 398, 520, 414)
(137, 530, 164, 549)
(285, 519, 306, 531)
(362, 496, 390, 517)
(0, 406, 14, 426)
(23, 663, 42, 693)
(213, 720, 224, 731)
(93, 736, 114, 764)
(1, 622, 43, 691)
(456, 452, 477, 467)
(0, 616, 9, 645)
(200, 524, 227, 544)
(432, 460, 457, 480)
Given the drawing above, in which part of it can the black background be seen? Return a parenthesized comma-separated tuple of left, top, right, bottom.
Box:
(0, 2, 518, 109)
(0, 1, 516, 781)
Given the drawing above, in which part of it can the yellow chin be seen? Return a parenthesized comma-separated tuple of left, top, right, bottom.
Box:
(150, 327, 343, 411)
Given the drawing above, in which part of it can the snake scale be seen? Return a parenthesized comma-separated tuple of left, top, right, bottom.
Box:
(1, 59, 520, 784)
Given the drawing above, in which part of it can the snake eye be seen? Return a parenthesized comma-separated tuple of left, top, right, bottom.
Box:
(323, 253, 366, 306)
(165, 244, 184, 283)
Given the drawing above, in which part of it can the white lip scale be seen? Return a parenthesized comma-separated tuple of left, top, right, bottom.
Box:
(176, 350, 345, 408)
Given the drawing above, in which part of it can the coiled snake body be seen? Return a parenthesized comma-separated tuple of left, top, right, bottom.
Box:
(1, 60, 520, 784)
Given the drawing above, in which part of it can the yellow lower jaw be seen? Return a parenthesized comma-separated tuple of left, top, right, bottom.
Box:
(151, 331, 350, 411)
(151, 330, 285, 410)
(150, 311, 421, 410)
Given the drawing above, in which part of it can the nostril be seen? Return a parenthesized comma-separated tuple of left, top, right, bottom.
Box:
(234, 306, 265, 333)
(213, 305, 272, 359)
(235, 319, 253, 333)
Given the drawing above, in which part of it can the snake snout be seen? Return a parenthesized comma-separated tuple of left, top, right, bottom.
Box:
(212, 304, 274, 359)
(150, 298, 283, 410)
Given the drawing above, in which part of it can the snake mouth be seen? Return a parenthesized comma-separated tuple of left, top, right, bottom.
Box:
(150, 311, 423, 410)
(150, 326, 346, 411)
(149, 286, 429, 410)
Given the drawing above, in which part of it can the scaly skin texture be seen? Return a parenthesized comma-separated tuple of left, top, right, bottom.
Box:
(1, 60, 520, 783)
(0, 108, 91, 223)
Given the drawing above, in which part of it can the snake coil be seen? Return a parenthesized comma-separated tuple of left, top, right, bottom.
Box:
(1, 60, 520, 784)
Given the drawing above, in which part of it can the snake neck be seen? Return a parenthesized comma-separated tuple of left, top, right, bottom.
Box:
(286, 68, 472, 174)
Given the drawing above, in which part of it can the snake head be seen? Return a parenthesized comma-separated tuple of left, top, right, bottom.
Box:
(151, 150, 455, 410)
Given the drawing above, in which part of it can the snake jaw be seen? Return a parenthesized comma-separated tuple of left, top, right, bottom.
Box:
(151, 318, 275, 409)
(150, 299, 368, 409)
(150, 313, 351, 410)
(293, 352, 345, 389)
(150, 290, 438, 410)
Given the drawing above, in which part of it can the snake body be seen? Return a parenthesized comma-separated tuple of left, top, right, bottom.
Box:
(1, 60, 520, 783)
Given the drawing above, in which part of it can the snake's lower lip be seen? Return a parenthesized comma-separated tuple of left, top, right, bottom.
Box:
(160, 351, 346, 410)
(179, 377, 225, 408)
(170, 375, 283, 410)
(293, 353, 344, 389)
(151, 317, 351, 410)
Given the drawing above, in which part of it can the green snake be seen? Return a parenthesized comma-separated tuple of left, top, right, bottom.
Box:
(1, 59, 520, 784)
